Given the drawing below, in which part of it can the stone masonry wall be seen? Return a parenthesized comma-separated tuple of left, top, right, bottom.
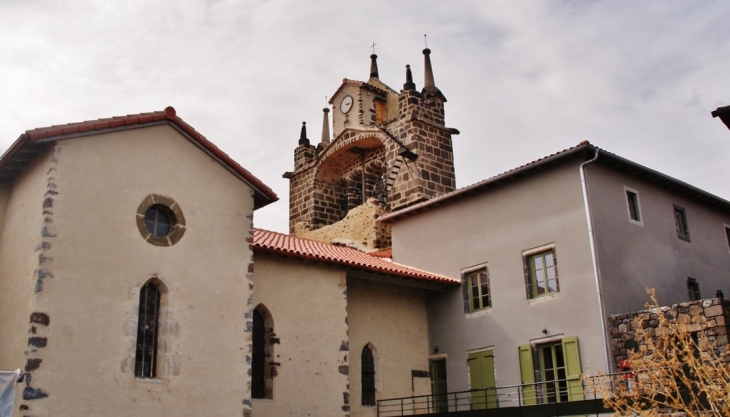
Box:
(608, 298, 730, 368)
(294, 198, 391, 251)
(286, 75, 457, 246)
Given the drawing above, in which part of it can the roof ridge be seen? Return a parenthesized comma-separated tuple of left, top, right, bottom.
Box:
(5, 107, 278, 209)
(252, 228, 458, 285)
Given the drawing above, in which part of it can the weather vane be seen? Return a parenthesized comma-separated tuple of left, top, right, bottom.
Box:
(371, 41, 377, 54)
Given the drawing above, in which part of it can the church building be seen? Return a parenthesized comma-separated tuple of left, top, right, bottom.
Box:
(2, 46, 730, 417)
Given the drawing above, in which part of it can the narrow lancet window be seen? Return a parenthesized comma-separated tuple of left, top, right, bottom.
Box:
(362, 345, 376, 406)
(252, 309, 266, 398)
(135, 282, 160, 378)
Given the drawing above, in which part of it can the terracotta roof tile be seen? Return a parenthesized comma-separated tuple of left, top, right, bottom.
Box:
(369, 248, 392, 259)
(4, 106, 277, 209)
(252, 229, 458, 286)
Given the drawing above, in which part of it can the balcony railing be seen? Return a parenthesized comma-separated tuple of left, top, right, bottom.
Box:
(377, 375, 614, 417)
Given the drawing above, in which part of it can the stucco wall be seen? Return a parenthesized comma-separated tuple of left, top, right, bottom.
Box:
(347, 276, 431, 417)
(17, 124, 256, 416)
(585, 162, 730, 315)
(0, 148, 54, 372)
(391, 161, 607, 393)
(251, 254, 349, 417)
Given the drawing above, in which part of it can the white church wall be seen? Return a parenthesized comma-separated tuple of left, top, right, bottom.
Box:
(16, 124, 256, 416)
(252, 254, 349, 417)
(0, 147, 55, 379)
(347, 276, 431, 417)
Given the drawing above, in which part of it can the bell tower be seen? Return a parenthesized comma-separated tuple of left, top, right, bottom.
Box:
(283, 48, 459, 250)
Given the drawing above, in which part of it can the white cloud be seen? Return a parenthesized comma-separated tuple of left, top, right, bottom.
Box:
(1, 0, 729, 232)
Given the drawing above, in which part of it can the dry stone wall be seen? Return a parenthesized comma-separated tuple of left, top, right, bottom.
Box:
(608, 298, 730, 367)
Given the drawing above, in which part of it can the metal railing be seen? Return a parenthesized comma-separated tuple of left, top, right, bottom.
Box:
(377, 375, 612, 417)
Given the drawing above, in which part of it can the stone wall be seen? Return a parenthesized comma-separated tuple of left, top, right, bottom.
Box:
(294, 198, 391, 251)
(285, 73, 457, 243)
(608, 298, 730, 367)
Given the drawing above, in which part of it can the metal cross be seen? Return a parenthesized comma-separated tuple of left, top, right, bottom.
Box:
(371, 41, 377, 54)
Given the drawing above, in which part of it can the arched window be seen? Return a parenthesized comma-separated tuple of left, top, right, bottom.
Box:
(362, 345, 376, 406)
(252, 305, 275, 399)
(135, 281, 160, 378)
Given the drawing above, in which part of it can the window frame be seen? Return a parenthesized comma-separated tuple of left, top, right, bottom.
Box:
(462, 264, 491, 313)
(523, 246, 559, 300)
(361, 344, 376, 406)
(518, 336, 583, 405)
(135, 281, 161, 379)
(624, 186, 643, 226)
(724, 225, 730, 254)
(252, 304, 275, 400)
(687, 277, 701, 301)
(136, 194, 186, 247)
(673, 204, 690, 242)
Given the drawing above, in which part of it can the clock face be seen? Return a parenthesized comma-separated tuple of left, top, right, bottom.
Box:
(340, 95, 354, 114)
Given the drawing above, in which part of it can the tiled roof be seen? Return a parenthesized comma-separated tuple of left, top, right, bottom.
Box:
(368, 247, 392, 259)
(252, 229, 458, 286)
(380, 140, 730, 222)
(2, 107, 278, 209)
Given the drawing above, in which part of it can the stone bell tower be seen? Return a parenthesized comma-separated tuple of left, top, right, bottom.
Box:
(283, 48, 459, 250)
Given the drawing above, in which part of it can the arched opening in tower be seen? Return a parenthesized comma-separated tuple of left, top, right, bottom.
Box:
(313, 138, 386, 227)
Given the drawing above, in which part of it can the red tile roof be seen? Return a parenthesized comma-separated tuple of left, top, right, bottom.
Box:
(368, 247, 392, 259)
(379, 140, 730, 222)
(252, 229, 458, 286)
(2, 107, 277, 209)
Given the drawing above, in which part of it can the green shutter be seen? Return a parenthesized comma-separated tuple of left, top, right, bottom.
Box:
(561, 336, 584, 401)
(518, 344, 537, 405)
(468, 351, 497, 409)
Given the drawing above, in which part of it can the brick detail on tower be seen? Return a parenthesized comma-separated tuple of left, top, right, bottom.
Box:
(284, 52, 458, 249)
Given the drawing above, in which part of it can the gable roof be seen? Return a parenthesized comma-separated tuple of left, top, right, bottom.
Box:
(328, 79, 392, 104)
(1, 107, 278, 209)
(251, 228, 458, 287)
(379, 141, 730, 222)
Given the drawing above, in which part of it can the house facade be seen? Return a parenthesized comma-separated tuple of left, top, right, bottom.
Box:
(380, 142, 730, 407)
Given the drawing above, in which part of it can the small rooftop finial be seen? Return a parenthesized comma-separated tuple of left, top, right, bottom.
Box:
(403, 64, 416, 91)
(423, 47, 435, 88)
(421, 46, 445, 100)
(298, 121, 310, 146)
(321, 108, 331, 145)
(424, 34, 428, 48)
(370, 47, 379, 80)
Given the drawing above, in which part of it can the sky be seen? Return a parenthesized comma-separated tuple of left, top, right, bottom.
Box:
(1, 0, 729, 233)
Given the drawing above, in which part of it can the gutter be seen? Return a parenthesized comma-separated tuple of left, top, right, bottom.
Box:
(579, 150, 612, 373)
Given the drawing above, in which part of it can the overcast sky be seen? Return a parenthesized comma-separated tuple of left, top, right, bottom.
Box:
(1, 0, 729, 233)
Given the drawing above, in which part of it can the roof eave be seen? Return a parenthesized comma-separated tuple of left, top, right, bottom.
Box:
(1, 108, 278, 209)
(380, 142, 730, 223)
(252, 245, 459, 287)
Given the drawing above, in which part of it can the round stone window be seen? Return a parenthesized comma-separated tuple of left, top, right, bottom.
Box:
(136, 194, 186, 246)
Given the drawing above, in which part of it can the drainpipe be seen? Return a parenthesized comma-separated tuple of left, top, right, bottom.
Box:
(580, 149, 612, 373)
